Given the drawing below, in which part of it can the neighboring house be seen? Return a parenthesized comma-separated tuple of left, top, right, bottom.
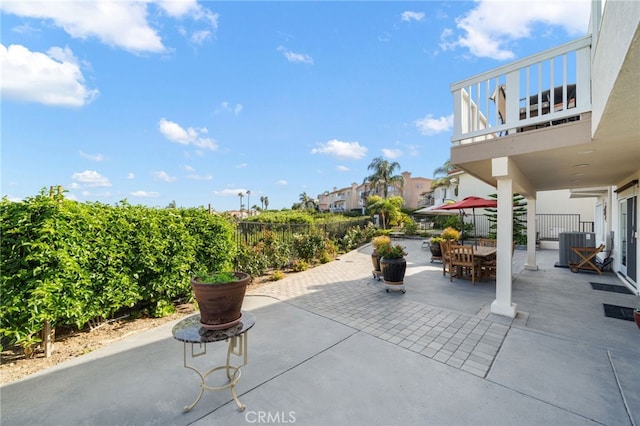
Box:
(450, 0, 640, 316)
(318, 173, 432, 212)
(317, 183, 360, 213)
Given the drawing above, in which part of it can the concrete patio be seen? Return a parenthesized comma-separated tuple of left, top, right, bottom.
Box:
(2, 239, 639, 425)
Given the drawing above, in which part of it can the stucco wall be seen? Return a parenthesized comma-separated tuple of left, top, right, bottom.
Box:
(591, 0, 640, 130)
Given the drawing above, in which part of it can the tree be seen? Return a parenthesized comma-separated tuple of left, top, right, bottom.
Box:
(246, 190, 251, 215)
(431, 159, 456, 191)
(264, 197, 269, 210)
(260, 196, 265, 210)
(297, 192, 317, 211)
(367, 195, 404, 229)
(363, 157, 404, 198)
(485, 193, 528, 244)
(238, 192, 244, 211)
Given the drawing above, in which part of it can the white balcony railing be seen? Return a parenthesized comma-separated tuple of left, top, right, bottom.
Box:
(451, 36, 592, 145)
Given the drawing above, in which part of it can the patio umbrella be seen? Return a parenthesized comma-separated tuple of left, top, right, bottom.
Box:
(435, 196, 497, 247)
(413, 205, 458, 215)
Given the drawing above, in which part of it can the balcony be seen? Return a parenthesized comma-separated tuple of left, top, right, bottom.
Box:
(451, 36, 592, 146)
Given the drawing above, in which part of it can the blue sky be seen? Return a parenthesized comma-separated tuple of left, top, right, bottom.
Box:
(1, 1, 590, 212)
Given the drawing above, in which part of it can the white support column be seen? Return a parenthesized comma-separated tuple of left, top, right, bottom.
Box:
(525, 196, 539, 271)
(491, 157, 517, 318)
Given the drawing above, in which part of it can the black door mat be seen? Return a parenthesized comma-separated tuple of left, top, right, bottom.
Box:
(590, 282, 634, 294)
(603, 304, 635, 321)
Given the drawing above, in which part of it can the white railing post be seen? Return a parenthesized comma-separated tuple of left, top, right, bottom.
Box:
(506, 71, 519, 135)
(576, 46, 592, 109)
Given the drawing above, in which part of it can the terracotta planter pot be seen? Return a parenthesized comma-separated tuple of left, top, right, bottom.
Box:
(634, 310, 640, 330)
(190, 272, 250, 330)
(380, 257, 407, 284)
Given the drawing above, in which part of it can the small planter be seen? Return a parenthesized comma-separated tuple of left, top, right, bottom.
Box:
(190, 272, 250, 330)
(634, 310, 640, 330)
(380, 257, 407, 284)
(429, 243, 442, 262)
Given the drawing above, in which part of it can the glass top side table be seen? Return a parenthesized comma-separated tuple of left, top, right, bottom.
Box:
(172, 311, 256, 412)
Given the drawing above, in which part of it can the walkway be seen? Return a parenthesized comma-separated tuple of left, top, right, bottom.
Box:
(1, 239, 639, 426)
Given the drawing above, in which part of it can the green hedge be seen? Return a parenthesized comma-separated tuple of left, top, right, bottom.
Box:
(0, 190, 236, 350)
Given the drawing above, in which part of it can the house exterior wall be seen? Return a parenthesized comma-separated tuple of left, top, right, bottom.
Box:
(401, 172, 432, 209)
(591, 0, 640, 131)
(536, 190, 595, 221)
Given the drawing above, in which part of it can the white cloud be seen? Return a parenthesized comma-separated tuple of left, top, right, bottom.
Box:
(158, 118, 218, 151)
(382, 148, 402, 159)
(414, 114, 453, 136)
(401, 11, 425, 22)
(130, 190, 160, 198)
(187, 174, 212, 181)
(216, 101, 243, 115)
(213, 188, 247, 196)
(190, 30, 212, 45)
(79, 150, 105, 162)
(441, 0, 590, 60)
(1, 1, 165, 53)
(311, 139, 367, 160)
(1, 0, 219, 53)
(276, 180, 288, 186)
(127, 173, 135, 179)
(336, 165, 350, 172)
(1, 44, 99, 107)
(183, 165, 195, 172)
(277, 46, 314, 64)
(71, 170, 111, 187)
(81, 190, 111, 198)
(152, 170, 177, 182)
(236, 163, 248, 169)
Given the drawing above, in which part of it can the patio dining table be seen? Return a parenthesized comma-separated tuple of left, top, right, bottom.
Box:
(449, 246, 497, 282)
(473, 246, 497, 281)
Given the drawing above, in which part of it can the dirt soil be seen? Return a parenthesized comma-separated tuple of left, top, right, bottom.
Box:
(0, 277, 275, 385)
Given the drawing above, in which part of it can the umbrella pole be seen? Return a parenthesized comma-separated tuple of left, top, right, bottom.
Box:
(473, 207, 478, 248)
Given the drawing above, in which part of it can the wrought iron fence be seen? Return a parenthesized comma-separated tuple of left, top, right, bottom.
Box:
(462, 213, 594, 241)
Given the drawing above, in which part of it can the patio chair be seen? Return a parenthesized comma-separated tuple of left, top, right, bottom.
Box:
(479, 238, 496, 247)
(482, 241, 516, 279)
(439, 240, 452, 277)
(449, 244, 481, 286)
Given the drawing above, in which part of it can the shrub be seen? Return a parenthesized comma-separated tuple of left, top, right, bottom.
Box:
(0, 189, 236, 353)
(271, 270, 285, 281)
(441, 227, 461, 241)
(372, 235, 391, 250)
(377, 243, 407, 259)
(291, 259, 309, 272)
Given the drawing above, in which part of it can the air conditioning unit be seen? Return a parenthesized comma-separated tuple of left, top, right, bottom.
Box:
(558, 232, 596, 266)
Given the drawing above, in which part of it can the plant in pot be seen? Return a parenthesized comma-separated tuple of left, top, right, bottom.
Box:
(429, 227, 461, 260)
(190, 271, 251, 330)
(378, 242, 407, 285)
(371, 235, 391, 276)
(634, 307, 640, 330)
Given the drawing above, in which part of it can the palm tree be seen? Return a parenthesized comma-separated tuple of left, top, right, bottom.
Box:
(363, 157, 404, 198)
(238, 192, 244, 212)
(260, 196, 265, 210)
(431, 159, 456, 190)
(246, 190, 251, 216)
(264, 196, 269, 210)
(298, 192, 317, 210)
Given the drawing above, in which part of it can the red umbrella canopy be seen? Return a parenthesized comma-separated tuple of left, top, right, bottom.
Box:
(436, 196, 497, 210)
